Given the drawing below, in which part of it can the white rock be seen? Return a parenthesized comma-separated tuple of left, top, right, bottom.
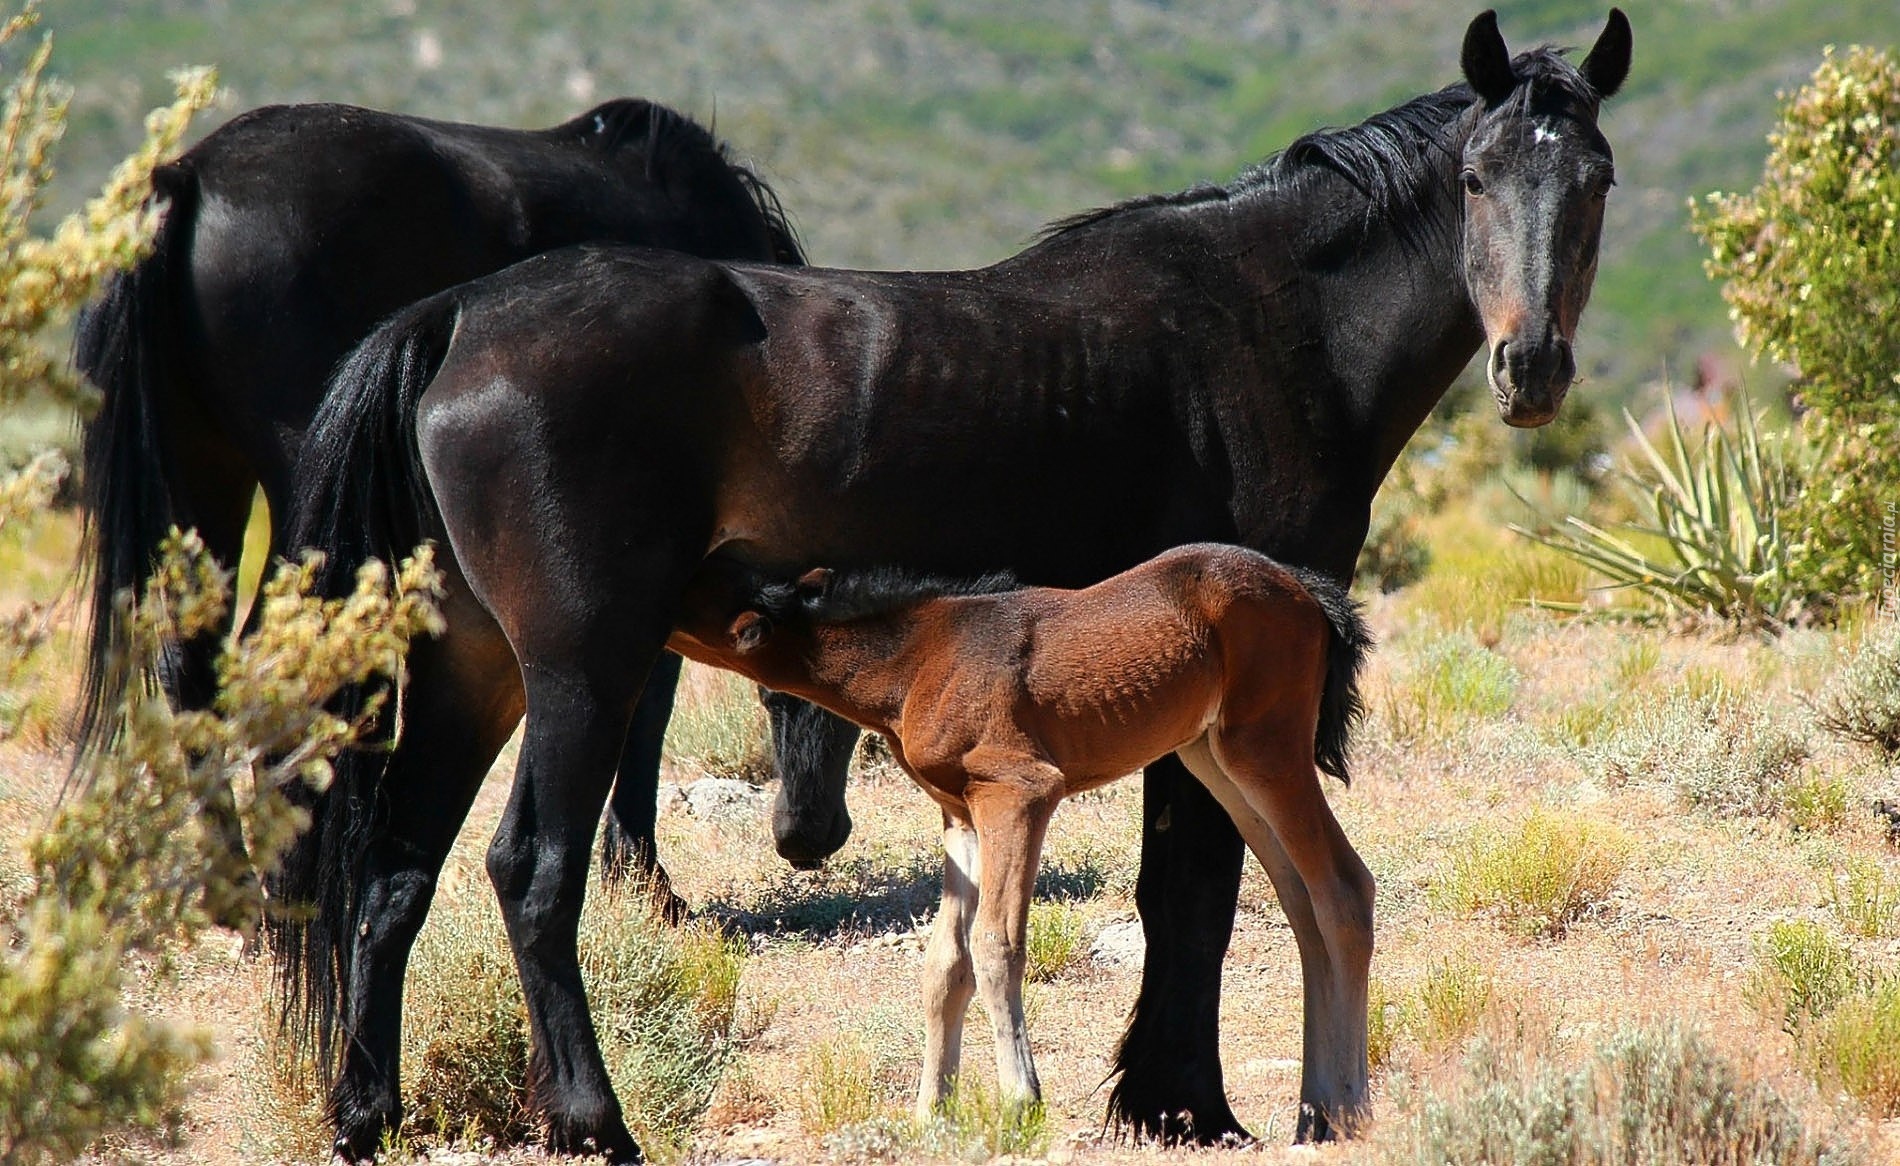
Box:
(1090, 919, 1146, 967)
(683, 777, 766, 822)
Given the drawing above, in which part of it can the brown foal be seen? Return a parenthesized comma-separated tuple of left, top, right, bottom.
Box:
(669, 542, 1375, 1133)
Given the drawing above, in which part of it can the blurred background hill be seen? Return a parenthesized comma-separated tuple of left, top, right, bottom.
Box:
(31, 0, 1900, 411)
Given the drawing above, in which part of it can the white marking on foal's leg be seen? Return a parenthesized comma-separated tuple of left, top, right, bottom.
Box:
(918, 817, 979, 1118)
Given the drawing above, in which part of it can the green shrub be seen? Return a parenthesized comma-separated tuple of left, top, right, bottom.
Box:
(1383, 631, 1519, 742)
(1783, 773, 1852, 834)
(1805, 978, 1900, 1118)
(1747, 920, 1860, 1034)
(798, 1033, 886, 1136)
(390, 878, 747, 1159)
(1024, 901, 1085, 983)
(403, 889, 531, 1146)
(1826, 857, 1898, 940)
(1433, 809, 1629, 938)
(1357, 488, 1432, 594)
(1693, 47, 1900, 608)
(1815, 621, 1900, 757)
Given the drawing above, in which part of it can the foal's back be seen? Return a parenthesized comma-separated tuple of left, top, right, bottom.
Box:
(924, 544, 1333, 785)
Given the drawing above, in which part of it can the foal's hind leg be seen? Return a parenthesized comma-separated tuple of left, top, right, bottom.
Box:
(919, 812, 979, 1117)
(1180, 731, 1374, 1139)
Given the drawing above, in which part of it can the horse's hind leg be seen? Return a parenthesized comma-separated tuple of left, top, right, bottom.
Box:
(600, 651, 688, 917)
(1180, 730, 1374, 1139)
(919, 811, 979, 1117)
(329, 577, 525, 1160)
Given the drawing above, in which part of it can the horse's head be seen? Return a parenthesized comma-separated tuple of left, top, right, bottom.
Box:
(1458, 8, 1629, 428)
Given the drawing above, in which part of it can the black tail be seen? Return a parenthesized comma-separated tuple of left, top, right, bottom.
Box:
(71, 163, 196, 762)
(1288, 568, 1372, 785)
(266, 290, 458, 1074)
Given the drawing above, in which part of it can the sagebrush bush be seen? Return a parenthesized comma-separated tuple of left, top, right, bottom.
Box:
(1433, 809, 1629, 938)
(1816, 620, 1900, 757)
(1693, 47, 1900, 607)
(1387, 1023, 1856, 1166)
(389, 877, 747, 1160)
(403, 888, 531, 1146)
(1598, 685, 1809, 820)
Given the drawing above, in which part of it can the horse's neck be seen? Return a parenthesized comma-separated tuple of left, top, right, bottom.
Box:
(1229, 175, 1484, 495)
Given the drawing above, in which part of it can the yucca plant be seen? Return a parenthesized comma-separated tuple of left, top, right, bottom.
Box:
(1514, 392, 1803, 627)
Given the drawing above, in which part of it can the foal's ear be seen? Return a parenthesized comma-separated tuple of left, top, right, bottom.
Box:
(729, 610, 772, 652)
(1579, 8, 1632, 100)
(795, 568, 833, 597)
(1461, 10, 1516, 105)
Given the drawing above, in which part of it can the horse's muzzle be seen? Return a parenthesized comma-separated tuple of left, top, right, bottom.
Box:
(1488, 333, 1574, 428)
(772, 798, 852, 870)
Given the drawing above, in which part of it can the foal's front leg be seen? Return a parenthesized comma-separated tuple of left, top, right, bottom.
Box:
(918, 812, 980, 1117)
(964, 760, 1062, 1106)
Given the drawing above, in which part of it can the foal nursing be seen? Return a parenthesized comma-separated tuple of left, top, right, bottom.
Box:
(672, 543, 1375, 1138)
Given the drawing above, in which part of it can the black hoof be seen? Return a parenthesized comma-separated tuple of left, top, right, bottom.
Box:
(1294, 1101, 1337, 1144)
(545, 1109, 643, 1163)
(330, 1081, 398, 1163)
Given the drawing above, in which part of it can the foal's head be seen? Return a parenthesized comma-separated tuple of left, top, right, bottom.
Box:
(1457, 9, 1630, 428)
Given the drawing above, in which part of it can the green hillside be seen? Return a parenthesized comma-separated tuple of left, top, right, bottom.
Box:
(32, 0, 1900, 402)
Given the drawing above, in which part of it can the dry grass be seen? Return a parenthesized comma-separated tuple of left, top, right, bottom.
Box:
(1432, 809, 1632, 938)
(5, 505, 1899, 1163)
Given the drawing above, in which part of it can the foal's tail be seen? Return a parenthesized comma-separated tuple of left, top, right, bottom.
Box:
(1289, 569, 1372, 785)
(72, 163, 197, 764)
(267, 290, 459, 1073)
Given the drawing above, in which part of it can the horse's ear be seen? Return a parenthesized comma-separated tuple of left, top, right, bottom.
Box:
(1461, 10, 1516, 105)
(730, 610, 772, 652)
(1579, 8, 1631, 100)
(796, 568, 832, 596)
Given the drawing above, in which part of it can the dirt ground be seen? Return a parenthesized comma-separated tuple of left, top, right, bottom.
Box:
(8, 583, 1900, 1165)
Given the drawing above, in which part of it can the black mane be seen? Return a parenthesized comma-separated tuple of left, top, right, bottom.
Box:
(755, 565, 1022, 627)
(576, 98, 805, 265)
(1041, 45, 1597, 241)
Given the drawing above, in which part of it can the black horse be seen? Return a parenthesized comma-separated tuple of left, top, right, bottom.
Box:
(72, 97, 859, 891)
(285, 11, 1629, 1159)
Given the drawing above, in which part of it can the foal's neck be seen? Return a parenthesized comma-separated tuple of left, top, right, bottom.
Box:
(772, 615, 934, 735)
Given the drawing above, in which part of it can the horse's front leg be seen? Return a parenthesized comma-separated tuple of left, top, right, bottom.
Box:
(1106, 754, 1248, 1144)
(489, 658, 652, 1162)
(963, 756, 1062, 1106)
(918, 811, 979, 1117)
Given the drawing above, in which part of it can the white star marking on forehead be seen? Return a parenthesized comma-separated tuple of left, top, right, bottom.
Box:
(1533, 122, 1563, 146)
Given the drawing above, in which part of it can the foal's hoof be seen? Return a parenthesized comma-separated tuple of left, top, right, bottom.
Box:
(545, 1110, 643, 1163)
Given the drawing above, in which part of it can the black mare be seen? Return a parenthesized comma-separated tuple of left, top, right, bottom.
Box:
(71, 98, 859, 894)
(285, 11, 1630, 1159)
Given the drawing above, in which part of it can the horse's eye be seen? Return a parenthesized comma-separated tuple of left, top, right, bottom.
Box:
(1595, 175, 1616, 199)
(1462, 170, 1485, 197)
